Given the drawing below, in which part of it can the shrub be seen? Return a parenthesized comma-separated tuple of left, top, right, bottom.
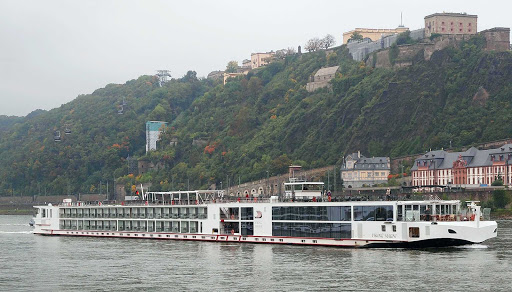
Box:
(492, 189, 510, 209)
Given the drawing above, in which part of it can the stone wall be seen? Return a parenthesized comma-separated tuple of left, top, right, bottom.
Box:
(481, 27, 511, 51)
(347, 29, 425, 61)
(339, 187, 494, 202)
(366, 29, 510, 69)
(306, 80, 331, 92)
(227, 166, 336, 197)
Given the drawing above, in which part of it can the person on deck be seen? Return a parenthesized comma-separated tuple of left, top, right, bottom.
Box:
(425, 207, 431, 221)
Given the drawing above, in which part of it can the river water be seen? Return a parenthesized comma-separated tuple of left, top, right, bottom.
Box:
(0, 215, 511, 291)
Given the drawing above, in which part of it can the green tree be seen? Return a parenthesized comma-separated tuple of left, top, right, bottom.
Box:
(389, 43, 399, 66)
(226, 61, 238, 73)
(492, 189, 510, 209)
(348, 32, 363, 43)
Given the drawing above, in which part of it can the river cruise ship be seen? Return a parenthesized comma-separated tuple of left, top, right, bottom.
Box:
(32, 182, 497, 248)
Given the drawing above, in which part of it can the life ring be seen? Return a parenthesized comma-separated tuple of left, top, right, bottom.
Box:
(231, 229, 235, 235)
(470, 214, 475, 221)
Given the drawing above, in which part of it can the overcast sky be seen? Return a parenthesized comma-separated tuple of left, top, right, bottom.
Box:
(1, 0, 510, 116)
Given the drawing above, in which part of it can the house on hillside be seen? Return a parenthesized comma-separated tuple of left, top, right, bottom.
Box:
(242, 59, 252, 69)
(207, 70, 224, 80)
(340, 151, 391, 188)
(306, 66, 339, 92)
(251, 52, 274, 69)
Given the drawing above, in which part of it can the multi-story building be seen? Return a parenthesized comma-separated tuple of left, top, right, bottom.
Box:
(251, 52, 274, 69)
(424, 12, 477, 37)
(342, 27, 409, 44)
(242, 59, 252, 69)
(146, 121, 167, 153)
(411, 145, 512, 187)
(340, 152, 391, 188)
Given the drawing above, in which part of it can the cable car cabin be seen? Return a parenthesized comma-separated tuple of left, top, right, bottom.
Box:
(118, 105, 124, 115)
(54, 131, 61, 142)
(64, 127, 71, 135)
(284, 181, 324, 200)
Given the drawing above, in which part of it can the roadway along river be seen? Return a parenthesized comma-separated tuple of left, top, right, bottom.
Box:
(0, 215, 511, 291)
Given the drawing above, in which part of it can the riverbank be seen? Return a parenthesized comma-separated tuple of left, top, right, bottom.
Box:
(492, 209, 512, 220)
(0, 205, 34, 215)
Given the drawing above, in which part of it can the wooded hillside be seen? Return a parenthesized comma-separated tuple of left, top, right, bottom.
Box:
(1, 36, 511, 196)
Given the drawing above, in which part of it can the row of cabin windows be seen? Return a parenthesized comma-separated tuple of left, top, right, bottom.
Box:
(60, 207, 207, 219)
(60, 220, 200, 233)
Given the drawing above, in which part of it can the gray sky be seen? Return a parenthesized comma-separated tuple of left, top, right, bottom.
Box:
(1, 0, 510, 116)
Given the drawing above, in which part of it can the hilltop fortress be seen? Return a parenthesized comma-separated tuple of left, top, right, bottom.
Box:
(344, 12, 509, 68)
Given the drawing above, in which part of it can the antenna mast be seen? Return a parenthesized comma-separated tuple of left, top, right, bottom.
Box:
(156, 70, 171, 87)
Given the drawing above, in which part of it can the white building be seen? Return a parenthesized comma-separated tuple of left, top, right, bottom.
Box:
(340, 151, 391, 188)
(146, 121, 167, 153)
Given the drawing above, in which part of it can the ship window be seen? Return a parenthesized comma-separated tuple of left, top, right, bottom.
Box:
(381, 225, 386, 232)
(272, 222, 351, 239)
(354, 205, 393, 221)
(272, 206, 351, 221)
(448, 229, 457, 234)
(409, 227, 420, 238)
(241, 222, 254, 236)
(392, 225, 397, 232)
(241, 207, 254, 220)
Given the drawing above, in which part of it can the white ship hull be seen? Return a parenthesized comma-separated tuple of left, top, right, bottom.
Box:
(32, 194, 497, 248)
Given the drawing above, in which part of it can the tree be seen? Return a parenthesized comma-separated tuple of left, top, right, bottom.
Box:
(321, 34, 336, 49)
(348, 32, 363, 43)
(226, 61, 238, 73)
(389, 43, 399, 66)
(181, 71, 198, 82)
(274, 47, 296, 59)
(492, 189, 510, 209)
(396, 31, 413, 46)
(286, 47, 296, 55)
(304, 37, 321, 52)
(492, 173, 504, 186)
